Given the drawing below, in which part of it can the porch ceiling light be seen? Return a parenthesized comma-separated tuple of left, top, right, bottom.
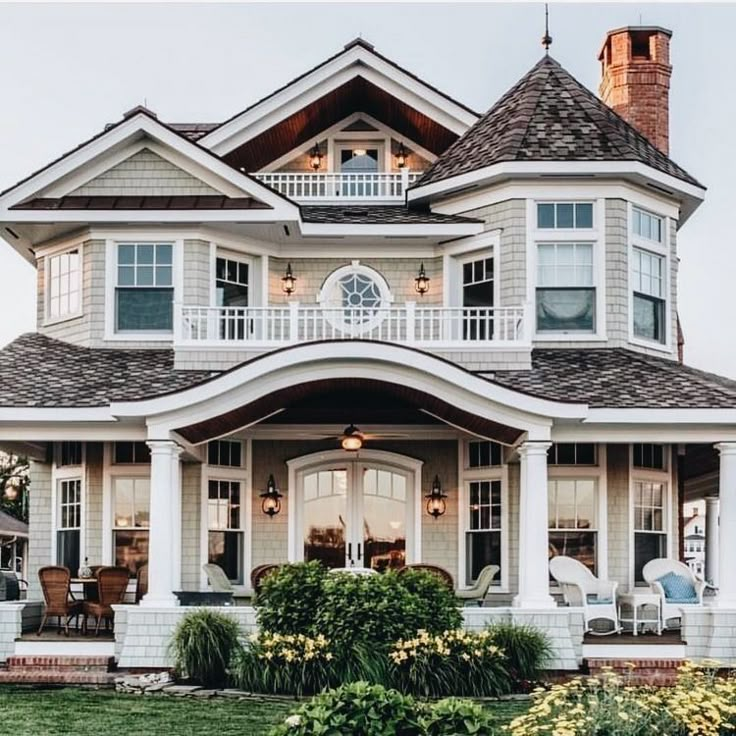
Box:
(309, 142, 323, 171)
(341, 424, 364, 452)
(260, 474, 283, 517)
(281, 262, 296, 296)
(426, 475, 447, 519)
(396, 142, 407, 169)
(414, 263, 430, 296)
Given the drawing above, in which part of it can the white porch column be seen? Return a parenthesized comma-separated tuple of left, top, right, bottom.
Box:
(142, 440, 182, 607)
(704, 495, 720, 588)
(513, 441, 555, 609)
(171, 448, 183, 591)
(715, 443, 736, 607)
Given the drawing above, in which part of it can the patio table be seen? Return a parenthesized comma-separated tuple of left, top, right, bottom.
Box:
(617, 591, 662, 636)
(328, 567, 377, 576)
(70, 577, 99, 600)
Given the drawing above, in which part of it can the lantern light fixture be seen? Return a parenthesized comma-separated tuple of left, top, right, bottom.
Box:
(340, 424, 364, 452)
(281, 262, 296, 295)
(2, 475, 22, 502)
(260, 474, 283, 517)
(309, 142, 323, 171)
(396, 142, 407, 168)
(425, 475, 447, 519)
(414, 263, 430, 296)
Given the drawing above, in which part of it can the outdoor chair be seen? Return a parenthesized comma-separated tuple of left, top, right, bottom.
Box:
(250, 563, 281, 595)
(202, 563, 252, 603)
(134, 564, 148, 604)
(455, 564, 500, 606)
(642, 558, 706, 630)
(549, 556, 621, 635)
(82, 566, 129, 635)
(37, 566, 83, 636)
(397, 563, 454, 592)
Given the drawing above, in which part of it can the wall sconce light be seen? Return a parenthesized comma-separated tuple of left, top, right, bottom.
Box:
(414, 263, 430, 296)
(309, 142, 323, 171)
(281, 263, 296, 295)
(260, 474, 283, 517)
(425, 475, 447, 519)
(396, 142, 407, 169)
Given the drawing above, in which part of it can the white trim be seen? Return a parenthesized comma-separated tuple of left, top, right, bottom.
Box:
(43, 243, 84, 326)
(51, 445, 86, 570)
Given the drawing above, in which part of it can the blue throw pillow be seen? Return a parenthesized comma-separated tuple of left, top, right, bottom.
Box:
(657, 572, 697, 603)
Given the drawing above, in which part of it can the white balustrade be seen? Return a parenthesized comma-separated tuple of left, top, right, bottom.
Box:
(178, 304, 526, 348)
(252, 171, 421, 201)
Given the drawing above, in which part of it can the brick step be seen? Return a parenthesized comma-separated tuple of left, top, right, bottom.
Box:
(6, 656, 115, 672)
(0, 669, 116, 686)
(586, 658, 684, 686)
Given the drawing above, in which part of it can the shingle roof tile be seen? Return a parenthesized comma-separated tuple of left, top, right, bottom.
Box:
(299, 205, 480, 225)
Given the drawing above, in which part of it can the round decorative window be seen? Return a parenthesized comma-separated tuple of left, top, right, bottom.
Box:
(319, 263, 392, 333)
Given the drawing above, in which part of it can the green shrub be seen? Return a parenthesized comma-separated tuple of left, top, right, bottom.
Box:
(268, 682, 422, 736)
(168, 609, 241, 687)
(256, 561, 327, 636)
(388, 629, 510, 698)
(420, 698, 496, 735)
(392, 569, 463, 634)
(487, 622, 551, 683)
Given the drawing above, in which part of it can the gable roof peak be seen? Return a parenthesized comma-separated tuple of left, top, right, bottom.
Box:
(344, 37, 375, 51)
(122, 104, 158, 121)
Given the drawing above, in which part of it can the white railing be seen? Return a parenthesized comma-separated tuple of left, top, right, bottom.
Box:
(176, 303, 530, 347)
(251, 171, 422, 201)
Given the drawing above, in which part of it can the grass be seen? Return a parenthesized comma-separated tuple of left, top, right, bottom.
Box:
(0, 686, 530, 735)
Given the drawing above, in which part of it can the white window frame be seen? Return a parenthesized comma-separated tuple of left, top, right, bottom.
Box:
(457, 439, 509, 592)
(628, 203, 671, 353)
(548, 444, 608, 583)
(442, 234, 499, 311)
(210, 248, 256, 307)
(528, 198, 606, 342)
(44, 244, 83, 326)
(51, 458, 85, 570)
(628, 444, 673, 588)
(200, 438, 252, 592)
(104, 237, 183, 341)
(536, 201, 595, 230)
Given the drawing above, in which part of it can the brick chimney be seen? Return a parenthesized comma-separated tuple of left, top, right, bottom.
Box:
(598, 26, 673, 154)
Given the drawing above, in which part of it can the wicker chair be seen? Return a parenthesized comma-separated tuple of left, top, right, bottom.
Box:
(83, 566, 129, 635)
(397, 563, 455, 592)
(134, 564, 148, 604)
(37, 566, 83, 636)
(251, 564, 281, 594)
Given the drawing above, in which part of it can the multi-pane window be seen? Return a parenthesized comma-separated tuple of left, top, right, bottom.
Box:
(465, 480, 502, 585)
(537, 202, 593, 229)
(633, 208, 663, 243)
(634, 480, 667, 582)
(208, 440, 243, 468)
(216, 257, 249, 340)
(208, 480, 243, 583)
(633, 444, 666, 471)
(468, 441, 503, 468)
(115, 243, 174, 332)
(57, 479, 81, 573)
(548, 479, 597, 573)
(113, 477, 150, 575)
(632, 247, 666, 343)
(537, 243, 595, 332)
(113, 442, 151, 464)
(547, 443, 597, 466)
(59, 441, 82, 467)
(48, 249, 80, 319)
(462, 257, 494, 340)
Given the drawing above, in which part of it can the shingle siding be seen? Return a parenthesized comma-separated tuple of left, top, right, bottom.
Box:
(27, 461, 52, 601)
(181, 463, 202, 590)
(183, 240, 211, 306)
(85, 443, 104, 565)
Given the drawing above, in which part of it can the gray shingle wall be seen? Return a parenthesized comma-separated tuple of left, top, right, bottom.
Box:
(181, 462, 202, 590)
(85, 443, 104, 564)
(71, 149, 221, 197)
(605, 199, 629, 346)
(183, 240, 211, 306)
(606, 444, 630, 585)
(27, 461, 52, 601)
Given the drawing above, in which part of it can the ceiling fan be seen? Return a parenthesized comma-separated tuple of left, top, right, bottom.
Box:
(303, 424, 411, 451)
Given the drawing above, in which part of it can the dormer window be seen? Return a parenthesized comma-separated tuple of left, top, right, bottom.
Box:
(47, 248, 80, 321)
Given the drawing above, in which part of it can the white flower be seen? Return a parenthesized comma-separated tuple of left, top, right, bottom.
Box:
(285, 715, 302, 727)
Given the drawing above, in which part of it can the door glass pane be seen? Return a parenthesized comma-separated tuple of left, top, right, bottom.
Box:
(303, 470, 347, 568)
(363, 468, 406, 573)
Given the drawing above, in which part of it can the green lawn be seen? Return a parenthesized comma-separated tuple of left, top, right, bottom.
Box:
(0, 686, 530, 736)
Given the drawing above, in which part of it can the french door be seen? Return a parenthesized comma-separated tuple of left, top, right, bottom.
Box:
(297, 461, 413, 571)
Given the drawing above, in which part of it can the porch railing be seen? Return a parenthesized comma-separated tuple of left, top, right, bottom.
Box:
(251, 171, 422, 201)
(175, 303, 530, 348)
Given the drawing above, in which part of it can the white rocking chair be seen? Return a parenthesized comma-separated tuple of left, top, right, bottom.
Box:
(642, 558, 705, 630)
(549, 556, 621, 635)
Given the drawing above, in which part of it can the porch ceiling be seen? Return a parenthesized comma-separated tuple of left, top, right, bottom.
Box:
(174, 378, 524, 446)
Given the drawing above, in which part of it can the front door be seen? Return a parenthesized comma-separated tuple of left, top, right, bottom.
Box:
(299, 461, 412, 571)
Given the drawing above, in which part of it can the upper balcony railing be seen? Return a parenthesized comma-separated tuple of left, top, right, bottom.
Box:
(175, 303, 531, 349)
(251, 171, 422, 202)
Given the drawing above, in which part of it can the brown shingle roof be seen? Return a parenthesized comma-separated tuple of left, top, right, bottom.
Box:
(300, 205, 480, 225)
(417, 55, 701, 189)
(11, 195, 270, 211)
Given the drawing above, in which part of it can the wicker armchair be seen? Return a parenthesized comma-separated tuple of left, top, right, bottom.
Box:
(251, 564, 281, 594)
(397, 563, 455, 592)
(83, 566, 129, 635)
(134, 564, 148, 604)
(37, 566, 83, 636)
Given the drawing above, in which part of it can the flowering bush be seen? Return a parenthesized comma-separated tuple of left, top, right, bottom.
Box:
(230, 632, 338, 696)
(388, 628, 509, 697)
(506, 661, 736, 736)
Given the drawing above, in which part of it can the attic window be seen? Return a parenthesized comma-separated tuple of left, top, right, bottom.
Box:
(631, 32, 652, 60)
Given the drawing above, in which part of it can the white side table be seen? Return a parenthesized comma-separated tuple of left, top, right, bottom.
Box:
(617, 591, 662, 636)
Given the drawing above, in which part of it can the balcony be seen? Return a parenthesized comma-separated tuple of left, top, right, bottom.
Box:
(175, 303, 530, 349)
(251, 171, 422, 202)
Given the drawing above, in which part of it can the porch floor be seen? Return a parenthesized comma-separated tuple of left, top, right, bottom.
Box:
(583, 630, 684, 645)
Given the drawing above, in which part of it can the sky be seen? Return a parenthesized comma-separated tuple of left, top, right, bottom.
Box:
(0, 1, 734, 375)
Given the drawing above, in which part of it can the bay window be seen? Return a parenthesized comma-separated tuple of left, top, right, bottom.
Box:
(113, 477, 150, 575)
(632, 247, 666, 343)
(536, 243, 595, 332)
(548, 478, 598, 573)
(208, 479, 244, 583)
(47, 248, 80, 320)
(57, 479, 81, 573)
(633, 479, 667, 583)
(537, 202, 593, 229)
(115, 243, 173, 332)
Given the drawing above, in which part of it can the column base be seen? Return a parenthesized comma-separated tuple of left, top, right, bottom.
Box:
(140, 593, 180, 608)
(512, 594, 556, 609)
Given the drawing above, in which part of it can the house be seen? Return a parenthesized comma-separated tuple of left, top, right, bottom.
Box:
(0, 25, 734, 671)
(683, 507, 705, 578)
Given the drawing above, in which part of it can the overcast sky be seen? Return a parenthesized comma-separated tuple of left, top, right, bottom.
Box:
(0, 2, 734, 375)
